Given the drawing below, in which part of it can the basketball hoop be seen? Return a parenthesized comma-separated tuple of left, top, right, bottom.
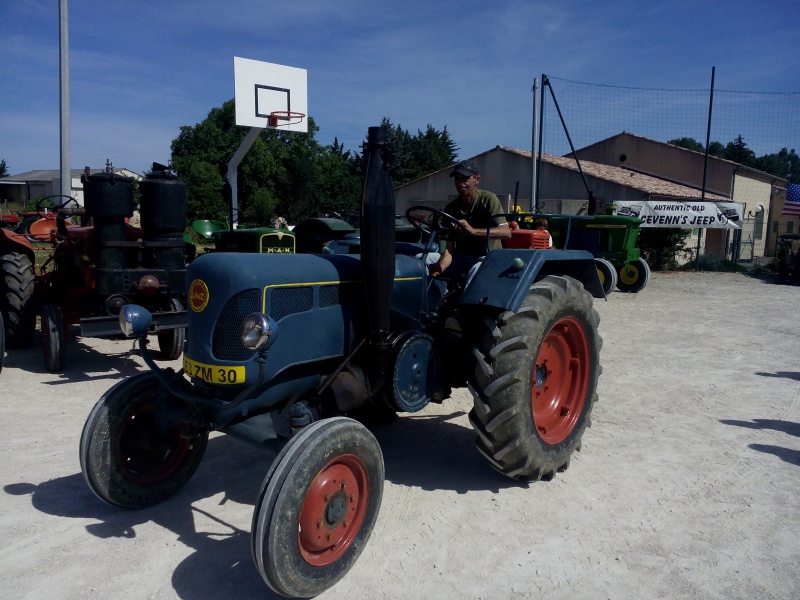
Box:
(268, 111, 306, 127)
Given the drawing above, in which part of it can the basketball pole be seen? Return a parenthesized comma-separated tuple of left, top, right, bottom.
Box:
(226, 127, 263, 229)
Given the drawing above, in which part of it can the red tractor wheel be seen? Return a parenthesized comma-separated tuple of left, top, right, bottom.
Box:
(1, 251, 36, 348)
(469, 275, 602, 480)
(252, 417, 384, 598)
(80, 372, 209, 508)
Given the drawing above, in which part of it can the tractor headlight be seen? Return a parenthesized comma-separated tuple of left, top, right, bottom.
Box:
(241, 313, 278, 350)
(119, 304, 153, 338)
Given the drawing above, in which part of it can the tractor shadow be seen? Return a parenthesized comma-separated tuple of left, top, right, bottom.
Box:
(5, 411, 520, 599)
(4, 331, 161, 384)
(373, 409, 524, 495)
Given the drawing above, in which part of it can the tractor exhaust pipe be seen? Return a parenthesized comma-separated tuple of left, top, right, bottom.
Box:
(360, 126, 395, 382)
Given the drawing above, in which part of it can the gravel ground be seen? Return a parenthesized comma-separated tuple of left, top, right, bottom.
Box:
(1, 271, 799, 599)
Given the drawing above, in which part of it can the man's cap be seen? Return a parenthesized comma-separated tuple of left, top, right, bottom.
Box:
(449, 160, 480, 178)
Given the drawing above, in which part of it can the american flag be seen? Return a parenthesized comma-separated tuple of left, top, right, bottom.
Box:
(784, 183, 800, 217)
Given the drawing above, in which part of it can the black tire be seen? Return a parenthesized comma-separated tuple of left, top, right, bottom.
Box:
(14, 216, 37, 235)
(0, 251, 36, 348)
(617, 258, 651, 293)
(157, 296, 186, 360)
(468, 275, 602, 481)
(594, 258, 617, 296)
(41, 303, 65, 372)
(79, 372, 209, 509)
(252, 417, 384, 598)
(0, 310, 5, 374)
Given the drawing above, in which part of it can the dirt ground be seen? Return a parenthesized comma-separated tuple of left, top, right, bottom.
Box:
(1, 271, 799, 600)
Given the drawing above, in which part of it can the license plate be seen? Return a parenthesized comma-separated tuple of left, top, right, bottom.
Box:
(183, 356, 246, 385)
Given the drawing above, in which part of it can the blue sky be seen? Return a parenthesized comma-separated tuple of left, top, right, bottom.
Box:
(2, 0, 798, 176)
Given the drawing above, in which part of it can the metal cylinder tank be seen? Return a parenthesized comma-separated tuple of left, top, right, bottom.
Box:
(138, 167, 187, 270)
(82, 171, 134, 272)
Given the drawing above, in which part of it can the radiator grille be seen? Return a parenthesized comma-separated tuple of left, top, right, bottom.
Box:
(270, 286, 313, 320)
(319, 285, 340, 308)
(212, 289, 261, 361)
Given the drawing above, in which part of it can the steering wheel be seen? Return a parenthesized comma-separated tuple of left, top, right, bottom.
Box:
(406, 205, 467, 241)
(35, 194, 79, 218)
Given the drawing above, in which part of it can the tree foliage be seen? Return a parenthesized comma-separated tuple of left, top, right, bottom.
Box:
(668, 135, 799, 183)
(378, 118, 458, 187)
(169, 103, 459, 225)
(170, 100, 362, 225)
(0, 159, 8, 178)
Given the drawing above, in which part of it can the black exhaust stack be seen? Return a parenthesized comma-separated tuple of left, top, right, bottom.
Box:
(360, 126, 396, 384)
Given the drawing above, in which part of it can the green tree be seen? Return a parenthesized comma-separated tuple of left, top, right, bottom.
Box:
(0, 159, 8, 178)
(756, 147, 800, 183)
(668, 137, 704, 152)
(377, 118, 459, 187)
(722, 135, 757, 167)
(170, 100, 362, 224)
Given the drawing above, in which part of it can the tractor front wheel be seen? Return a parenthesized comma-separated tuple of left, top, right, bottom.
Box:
(469, 275, 602, 480)
(80, 372, 208, 508)
(157, 296, 186, 360)
(617, 258, 651, 293)
(594, 258, 617, 296)
(252, 417, 384, 598)
(41, 303, 65, 372)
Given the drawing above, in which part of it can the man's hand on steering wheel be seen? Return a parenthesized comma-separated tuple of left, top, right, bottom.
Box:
(405, 205, 467, 241)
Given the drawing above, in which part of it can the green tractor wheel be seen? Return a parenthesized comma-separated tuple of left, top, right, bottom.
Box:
(617, 258, 651, 293)
(594, 258, 617, 296)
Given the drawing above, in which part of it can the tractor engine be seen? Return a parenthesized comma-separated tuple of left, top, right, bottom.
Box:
(69, 165, 186, 317)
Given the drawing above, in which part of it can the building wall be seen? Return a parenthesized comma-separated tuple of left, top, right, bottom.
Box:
(574, 134, 734, 196)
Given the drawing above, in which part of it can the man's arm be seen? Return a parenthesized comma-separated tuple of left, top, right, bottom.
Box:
(457, 220, 512, 239)
(429, 241, 454, 277)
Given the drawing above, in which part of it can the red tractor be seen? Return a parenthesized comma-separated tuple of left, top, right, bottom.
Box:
(0, 164, 190, 372)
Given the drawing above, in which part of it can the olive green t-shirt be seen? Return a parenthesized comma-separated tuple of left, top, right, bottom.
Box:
(444, 190, 507, 256)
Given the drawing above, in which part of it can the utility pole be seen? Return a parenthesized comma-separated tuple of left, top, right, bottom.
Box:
(59, 0, 71, 200)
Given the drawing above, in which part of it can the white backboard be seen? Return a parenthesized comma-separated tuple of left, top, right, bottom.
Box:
(233, 57, 308, 132)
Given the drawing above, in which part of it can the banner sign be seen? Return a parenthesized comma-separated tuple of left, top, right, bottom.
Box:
(614, 201, 745, 229)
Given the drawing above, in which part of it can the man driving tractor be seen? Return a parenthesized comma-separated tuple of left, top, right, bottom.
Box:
(428, 160, 511, 280)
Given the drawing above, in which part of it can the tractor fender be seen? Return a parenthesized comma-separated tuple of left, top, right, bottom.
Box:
(0, 227, 35, 262)
(459, 249, 604, 312)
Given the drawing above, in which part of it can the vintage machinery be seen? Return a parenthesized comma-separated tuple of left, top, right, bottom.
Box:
(546, 213, 651, 294)
(776, 234, 800, 285)
(1, 163, 191, 372)
(79, 127, 604, 598)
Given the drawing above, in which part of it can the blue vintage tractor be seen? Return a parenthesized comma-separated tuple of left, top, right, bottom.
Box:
(79, 127, 604, 598)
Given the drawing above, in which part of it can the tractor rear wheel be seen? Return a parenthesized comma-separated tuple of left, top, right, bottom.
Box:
(157, 296, 186, 360)
(80, 372, 208, 508)
(41, 303, 65, 372)
(1, 251, 36, 348)
(617, 258, 651, 293)
(469, 275, 602, 481)
(252, 417, 384, 598)
(594, 258, 617, 296)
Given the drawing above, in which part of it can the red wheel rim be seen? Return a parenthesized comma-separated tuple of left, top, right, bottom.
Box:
(530, 316, 590, 444)
(297, 455, 370, 566)
(116, 399, 192, 485)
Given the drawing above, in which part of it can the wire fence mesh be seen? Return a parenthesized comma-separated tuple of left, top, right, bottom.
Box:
(538, 74, 800, 269)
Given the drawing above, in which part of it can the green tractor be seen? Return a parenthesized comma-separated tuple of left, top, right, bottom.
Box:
(546, 214, 650, 295)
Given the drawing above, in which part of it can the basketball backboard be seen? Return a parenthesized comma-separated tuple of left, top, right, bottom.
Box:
(233, 57, 308, 132)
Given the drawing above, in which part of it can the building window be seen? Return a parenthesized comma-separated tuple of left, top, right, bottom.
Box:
(772, 220, 779, 233)
(788, 222, 795, 234)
